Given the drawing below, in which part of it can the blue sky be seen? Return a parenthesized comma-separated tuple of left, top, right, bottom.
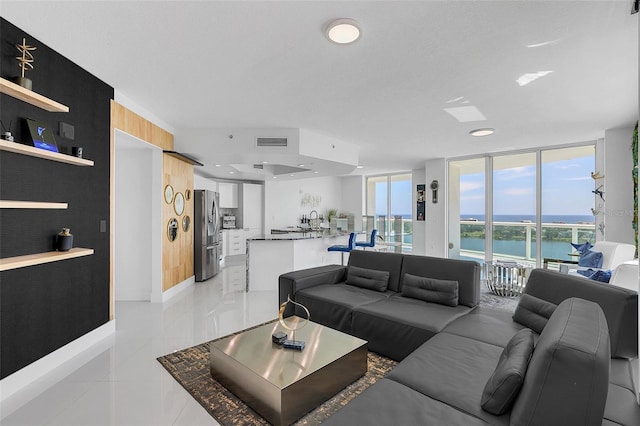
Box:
(375, 179, 412, 217)
(460, 155, 595, 216)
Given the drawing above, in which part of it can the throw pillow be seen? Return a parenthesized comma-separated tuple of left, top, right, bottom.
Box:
(401, 273, 459, 307)
(577, 268, 612, 283)
(481, 328, 535, 415)
(346, 266, 390, 292)
(570, 241, 593, 254)
(578, 249, 603, 268)
(512, 294, 558, 334)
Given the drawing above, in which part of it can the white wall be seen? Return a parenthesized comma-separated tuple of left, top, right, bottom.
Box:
(264, 176, 345, 231)
(412, 168, 427, 255)
(114, 132, 162, 301)
(424, 159, 448, 257)
(603, 127, 636, 244)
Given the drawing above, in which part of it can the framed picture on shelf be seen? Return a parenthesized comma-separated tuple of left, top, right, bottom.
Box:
(26, 118, 58, 153)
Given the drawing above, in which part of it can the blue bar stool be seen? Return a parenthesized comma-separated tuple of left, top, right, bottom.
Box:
(355, 229, 378, 250)
(328, 232, 356, 265)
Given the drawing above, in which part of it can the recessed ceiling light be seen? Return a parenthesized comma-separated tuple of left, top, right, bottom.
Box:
(229, 171, 235, 174)
(290, 174, 295, 177)
(356, 165, 364, 169)
(326, 19, 361, 44)
(272, 176, 277, 179)
(215, 164, 221, 167)
(298, 164, 305, 167)
(313, 171, 319, 174)
(470, 128, 495, 137)
(262, 161, 268, 164)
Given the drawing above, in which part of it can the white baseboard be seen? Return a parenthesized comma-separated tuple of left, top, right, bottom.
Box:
(161, 275, 195, 303)
(0, 320, 115, 403)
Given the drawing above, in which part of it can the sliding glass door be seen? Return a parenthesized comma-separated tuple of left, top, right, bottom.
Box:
(366, 173, 412, 253)
(448, 144, 595, 266)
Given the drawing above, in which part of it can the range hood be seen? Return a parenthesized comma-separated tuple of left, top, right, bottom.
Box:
(163, 150, 204, 166)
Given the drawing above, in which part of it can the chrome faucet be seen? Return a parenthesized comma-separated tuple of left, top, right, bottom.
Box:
(309, 210, 319, 230)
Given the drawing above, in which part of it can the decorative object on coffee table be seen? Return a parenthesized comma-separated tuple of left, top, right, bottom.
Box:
(14, 37, 36, 90)
(484, 260, 532, 297)
(56, 228, 73, 251)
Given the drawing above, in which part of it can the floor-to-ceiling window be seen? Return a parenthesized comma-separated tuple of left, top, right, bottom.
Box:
(449, 144, 595, 266)
(365, 173, 413, 253)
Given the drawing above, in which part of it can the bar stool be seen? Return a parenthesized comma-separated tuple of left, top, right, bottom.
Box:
(328, 232, 356, 265)
(355, 229, 378, 250)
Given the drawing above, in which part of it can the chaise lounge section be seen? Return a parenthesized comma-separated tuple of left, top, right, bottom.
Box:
(278, 251, 640, 425)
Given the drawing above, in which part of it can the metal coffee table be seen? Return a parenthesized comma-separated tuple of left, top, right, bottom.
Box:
(209, 317, 368, 426)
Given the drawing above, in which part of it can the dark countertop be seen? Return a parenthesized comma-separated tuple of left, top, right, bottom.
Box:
(248, 231, 352, 241)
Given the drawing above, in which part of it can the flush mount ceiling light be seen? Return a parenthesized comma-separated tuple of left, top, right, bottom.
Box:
(470, 128, 495, 137)
(326, 19, 361, 44)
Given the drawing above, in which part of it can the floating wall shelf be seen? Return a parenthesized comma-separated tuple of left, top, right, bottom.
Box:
(0, 200, 68, 209)
(0, 247, 94, 272)
(0, 77, 69, 112)
(0, 139, 94, 166)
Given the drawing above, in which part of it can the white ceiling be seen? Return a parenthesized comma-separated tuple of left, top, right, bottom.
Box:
(2, 1, 638, 180)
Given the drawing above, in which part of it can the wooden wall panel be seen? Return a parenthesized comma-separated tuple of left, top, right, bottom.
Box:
(162, 155, 195, 291)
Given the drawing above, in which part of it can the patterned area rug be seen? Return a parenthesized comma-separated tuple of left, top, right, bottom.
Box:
(479, 284, 520, 312)
(157, 321, 398, 426)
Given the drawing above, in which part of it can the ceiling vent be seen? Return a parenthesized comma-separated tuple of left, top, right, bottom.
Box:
(253, 164, 264, 169)
(256, 137, 288, 147)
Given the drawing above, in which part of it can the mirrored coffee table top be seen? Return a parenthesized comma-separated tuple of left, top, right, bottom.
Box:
(210, 317, 367, 389)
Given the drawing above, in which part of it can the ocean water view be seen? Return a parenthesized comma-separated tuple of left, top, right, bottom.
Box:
(458, 213, 596, 262)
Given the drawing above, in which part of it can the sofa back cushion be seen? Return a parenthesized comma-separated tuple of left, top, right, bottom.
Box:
(510, 298, 610, 425)
(525, 268, 638, 358)
(346, 266, 390, 292)
(481, 328, 534, 415)
(347, 250, 405, 292)
(401, 274, 459, 307)
(400, 254, 481, 307)
(512, 294, 557, 334)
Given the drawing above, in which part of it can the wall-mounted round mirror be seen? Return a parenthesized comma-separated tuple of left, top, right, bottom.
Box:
(164, 185, 174, 204)
(182, 215, 190, 232)
(168, 218, 178, 241)
(174, 192, 185, 215)
(185, 189, 191, 200)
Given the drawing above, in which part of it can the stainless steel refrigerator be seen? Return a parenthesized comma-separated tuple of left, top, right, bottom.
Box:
(194, 190, 222, 281)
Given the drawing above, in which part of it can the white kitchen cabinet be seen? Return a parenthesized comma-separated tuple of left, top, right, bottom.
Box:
(218, 182, 238, 208)
(239, 183, 264, 237)
(225, 229, 247, 256)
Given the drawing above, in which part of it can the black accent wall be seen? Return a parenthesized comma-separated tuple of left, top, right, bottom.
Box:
(0, 18, 113, 379)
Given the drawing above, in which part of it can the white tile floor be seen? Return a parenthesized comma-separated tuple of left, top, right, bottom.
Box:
(1, 256, 278, 425)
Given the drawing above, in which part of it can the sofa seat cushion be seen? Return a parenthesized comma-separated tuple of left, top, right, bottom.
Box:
(603, 383, 640, 426)
(352, 295, 473, 360)
(442, 307, 531, 348)
(295, 283, 391, 333)
(387, 332, 509, 425)
(322, 378, 488, 426)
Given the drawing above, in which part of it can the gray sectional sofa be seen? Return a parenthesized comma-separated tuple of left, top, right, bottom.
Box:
(278, 250, 640, 425)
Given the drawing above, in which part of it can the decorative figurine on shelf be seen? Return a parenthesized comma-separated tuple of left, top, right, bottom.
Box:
(56, 228, 73, 251)
(14, 37, 36, 90)
(592, 184, 605, 202)
(0, 120, 14, 142)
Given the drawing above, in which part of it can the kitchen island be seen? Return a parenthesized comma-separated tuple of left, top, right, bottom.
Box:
(246, 232, 354, 292)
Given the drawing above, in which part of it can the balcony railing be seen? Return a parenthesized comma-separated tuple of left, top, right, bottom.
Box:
(459, 219, 596, 265)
